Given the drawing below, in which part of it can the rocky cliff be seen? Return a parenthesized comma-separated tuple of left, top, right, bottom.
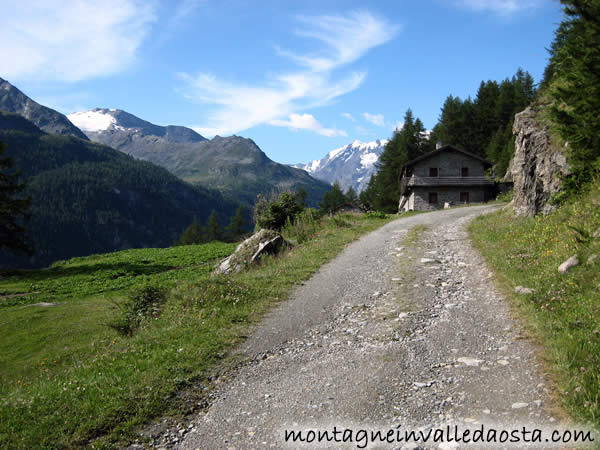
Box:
(508, 106, 569, 216)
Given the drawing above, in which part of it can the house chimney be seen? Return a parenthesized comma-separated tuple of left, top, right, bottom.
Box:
(436, 140, 443, 150)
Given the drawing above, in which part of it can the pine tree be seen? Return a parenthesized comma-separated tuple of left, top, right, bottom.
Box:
(363, 109, 429, 212)
(344, 186, 358, 206)
(174, 217, 203, 245)
(319, 181, 346, 215)
(294, 187, 308, 209)
(225, 205, 247, 241)
(0, 141, 32, 255)
(548, 0, 600, 171)
(207, 209, 221, 242)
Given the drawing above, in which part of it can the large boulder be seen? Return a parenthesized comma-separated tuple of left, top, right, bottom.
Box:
(213, 229, 288, 275)
(508, 107, 570, 216)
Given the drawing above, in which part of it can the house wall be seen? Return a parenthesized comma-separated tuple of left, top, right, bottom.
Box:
(411, 151, 487, 177)
(411, 186, 486, 211)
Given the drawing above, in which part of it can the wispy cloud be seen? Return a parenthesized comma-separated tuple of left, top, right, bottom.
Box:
(453, 0, 543, 15)
(342, 112, 356, 122)
(279, 11, 400, 72)
(182, 71, 363, 137)
(270, 113, 346, 137)
(0, 0, 156, 82)
(363, 112, 385, 127)
(180, 11, 398, 137)
(168, 0, 204, 28)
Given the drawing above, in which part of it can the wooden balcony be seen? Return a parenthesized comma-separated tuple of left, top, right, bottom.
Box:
(404, 175, 495, 188)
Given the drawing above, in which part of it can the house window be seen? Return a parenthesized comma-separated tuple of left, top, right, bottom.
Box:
(460, 192, 469, 203)
(428, 192, 438, 204)
(429, 167, 438, 177)
(461, 167, 469, 177)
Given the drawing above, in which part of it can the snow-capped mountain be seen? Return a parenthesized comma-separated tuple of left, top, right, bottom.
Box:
(67, 108, 206, 143)
(294, 139, 388, 192)
(67, 108, 330, 207)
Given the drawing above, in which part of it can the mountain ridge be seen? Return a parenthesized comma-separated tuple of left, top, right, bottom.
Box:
(0, 78, 89, 140)
(69, 108, 331, 207)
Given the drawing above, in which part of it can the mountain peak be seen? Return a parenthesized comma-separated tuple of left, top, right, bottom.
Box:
(67, 109, 120, 132)
(68, 108, 207, 143)
(294, 138, 389, 192)
(0, 78, 89, 140)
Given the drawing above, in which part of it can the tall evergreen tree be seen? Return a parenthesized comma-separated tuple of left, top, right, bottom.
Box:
(319, 181, 346, 215)
(0, 141, 31, 255)
(344, 186, 358, 206)
(175, 217, 203, 246)
(225, 205, 247, 241)
(207, 209, 221, 242)
(363, 109, 428, 212)
(547, 0, 600, 172)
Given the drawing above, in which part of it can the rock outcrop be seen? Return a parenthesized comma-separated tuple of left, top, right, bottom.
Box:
(508, 107, 569, 216)
(214, 229, 288, 275)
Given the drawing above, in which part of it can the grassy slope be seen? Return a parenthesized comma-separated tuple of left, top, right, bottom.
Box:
(470, 181, 600, 426)
(0, 213, 394, 448)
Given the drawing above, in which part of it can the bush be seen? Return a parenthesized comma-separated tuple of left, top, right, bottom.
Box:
(281, 208, 320, 244)
(254, 191, 304, 231)
(495, 190, 513, 203)
(108, 283, 167, 335)
(365, 211, 388, 219)
(330, 216, 350, 227)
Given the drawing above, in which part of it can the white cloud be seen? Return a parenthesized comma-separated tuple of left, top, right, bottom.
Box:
(270, 113, 346, 137)
(183, 71, 363, 137)
(279, 11, 401, 72)
(342, 112, 356, 121)
(454, 0, 542, 15)
(181, 11, 398, 137)
(0, 0, 156, 82)
(363, 112, 385, 127)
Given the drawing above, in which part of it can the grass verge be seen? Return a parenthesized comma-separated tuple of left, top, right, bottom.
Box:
(469, 181, 600, 427)
(0, 212, 394, 448)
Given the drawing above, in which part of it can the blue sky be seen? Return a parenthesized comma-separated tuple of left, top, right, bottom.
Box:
(2, 0, 563, 164)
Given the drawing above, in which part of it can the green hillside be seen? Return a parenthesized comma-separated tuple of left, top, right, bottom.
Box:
(0, 112, 238, 268)
(0, 211, 392, 448)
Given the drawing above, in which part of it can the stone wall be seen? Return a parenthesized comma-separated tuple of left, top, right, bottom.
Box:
(509, 107, 569, 216)
(410, 186, 486, 211)
(412, 151, 486, 177)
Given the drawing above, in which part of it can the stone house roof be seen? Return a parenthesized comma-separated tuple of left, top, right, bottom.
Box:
(404, 144, 493, 168)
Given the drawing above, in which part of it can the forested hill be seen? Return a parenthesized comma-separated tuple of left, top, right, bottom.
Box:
(360, 68, 537, 213)
(0, 112, 238, 268)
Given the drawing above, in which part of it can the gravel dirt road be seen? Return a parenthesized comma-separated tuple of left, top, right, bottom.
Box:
(175, 205, 561, 449)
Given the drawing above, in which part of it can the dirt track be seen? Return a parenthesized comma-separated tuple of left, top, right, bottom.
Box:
(176, 205, 560, 449)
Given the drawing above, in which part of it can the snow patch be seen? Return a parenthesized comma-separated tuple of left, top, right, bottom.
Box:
(327, 145, 346, 161)
(360, 152, 378, 168)
(306, 159, 321, 173)
(68, 110, 115, 132)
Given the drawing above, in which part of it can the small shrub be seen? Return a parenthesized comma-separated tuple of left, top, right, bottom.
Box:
(365, 210, 388, 219)
(254, 191, 304, 231)
(495, 189, 513, 203)
(281, 208, 320, 244)
(329, 215, 351, 228)
(108, 283, 167, 335)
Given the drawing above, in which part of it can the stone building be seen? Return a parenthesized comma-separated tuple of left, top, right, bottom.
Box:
(399, 144, 495, 211)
